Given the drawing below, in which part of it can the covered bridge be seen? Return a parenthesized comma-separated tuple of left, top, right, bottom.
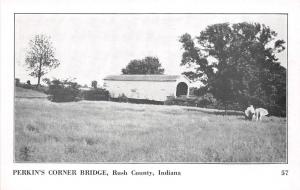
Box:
(103, 75, 191, 101)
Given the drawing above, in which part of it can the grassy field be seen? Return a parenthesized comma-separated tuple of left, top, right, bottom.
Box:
(14, 87, 287, 163)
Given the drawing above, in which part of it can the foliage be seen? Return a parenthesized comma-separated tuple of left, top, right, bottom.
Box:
(42, 78, 51, 86)
(164, 93, 216, 108)
(25, 34, 60, 86)
(125, 98, 163, 105)
(117, 93, 129, 102)
(179, 22, 286, 116)
(190, 86, 208, 96)
(91, 80, 98, 89)
(15, 78, 20, 86)
(199, 93, 217, 107)
(122, 56, 165, 74)
(109, 94, 129, 103)
(82, 88, 110, 101)
(47, 79, 81, 102)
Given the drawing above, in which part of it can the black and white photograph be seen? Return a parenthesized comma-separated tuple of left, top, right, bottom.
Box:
(3, 0, 300, 189)
(13, 13, 287, 163)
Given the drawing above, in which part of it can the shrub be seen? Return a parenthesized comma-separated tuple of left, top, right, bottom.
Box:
(48, 79, 81, 102)
(126, 98, 163, 105)
(164, 96, 176, 105)
(42, 78, 51, 86)
(190, 86, 208, 96)
(164, 93, 216, 108)
(15, 78, 20, 86)
(91, 80, 98, 89)
(196, 93, 216, 107)
(117, 93, 129, 103)
(82, 88, 109, 101)
(164, 96, 193, 106)
(110, 94, 129, 103)
(268, 104, 286, 117)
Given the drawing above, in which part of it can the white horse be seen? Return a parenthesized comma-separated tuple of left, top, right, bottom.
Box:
(254, 108, 269, 121)
(245, 105, 255, 120)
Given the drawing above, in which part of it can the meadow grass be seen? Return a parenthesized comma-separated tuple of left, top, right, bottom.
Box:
(14, 88, 287, 162)
(15, 87, 48, 98)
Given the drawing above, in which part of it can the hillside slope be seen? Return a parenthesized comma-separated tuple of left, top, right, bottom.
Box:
(15, 87, 48, 98)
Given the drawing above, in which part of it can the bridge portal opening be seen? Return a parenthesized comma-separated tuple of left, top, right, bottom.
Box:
(176, 82, 188, 97)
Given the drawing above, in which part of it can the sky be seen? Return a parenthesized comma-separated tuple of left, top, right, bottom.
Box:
(15, 14, 287, 86)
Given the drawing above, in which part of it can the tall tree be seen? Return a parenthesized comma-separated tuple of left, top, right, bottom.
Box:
(179, 22, 286, 115)
(91, 80, 98, 89)
(122, 56, 165, 74)
(25, 34, 60, 87)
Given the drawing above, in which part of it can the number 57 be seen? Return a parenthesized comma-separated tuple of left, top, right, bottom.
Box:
(281, 170, 288, 175)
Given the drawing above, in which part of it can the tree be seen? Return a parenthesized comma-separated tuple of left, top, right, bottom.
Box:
(42, 78, 51, 86)
(179, 22, 286, 115)
(48, 78, 81, 102)
(122, 56, 165, 74)
(25, 34, 60, 87)
(91, 80, 98, 89)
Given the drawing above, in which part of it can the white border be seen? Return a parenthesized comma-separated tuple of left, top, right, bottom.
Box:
(1, 0, 300, 190)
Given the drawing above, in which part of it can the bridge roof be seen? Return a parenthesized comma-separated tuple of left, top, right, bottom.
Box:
(103, 75, 186, 82)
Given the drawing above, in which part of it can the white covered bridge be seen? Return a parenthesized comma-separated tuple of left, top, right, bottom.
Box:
(103, 75, 191, 101)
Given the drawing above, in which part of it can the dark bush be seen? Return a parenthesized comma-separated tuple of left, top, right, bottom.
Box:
(42, 78, 51, 86)
(127, 98, 163, 105)
(91, 80, 98, 89)
(15, 78, 20, 86)
(110, 95, 163, 105)
(164, 96, 177, 105)
(117, 94, 129, 103)
(48, 88, 80, 102)
(164, 96, 193, 106)
(82, 88, 109, 101)
(110, 94, 129, 103)
(48, 79, 81, 102)
(190, 86, 209, 96)
(197, 93, 216, 107)
(164, 93, 216, 108)
(267, 104, 286, 117)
